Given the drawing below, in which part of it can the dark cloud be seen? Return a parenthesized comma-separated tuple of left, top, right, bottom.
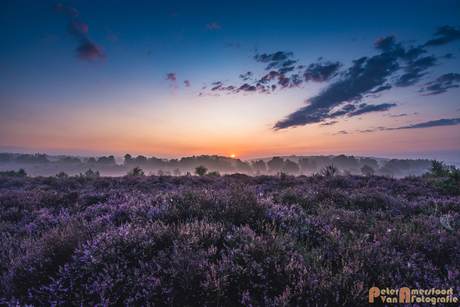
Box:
(75, 38, 108, 61)
(211, 84, 225, 91)
(206, 22, 221, 30)
(254, 51, 296, 71)
(52, 3, 79, 17)
(184, 80, 191, 87)
(224, 41, 241, 48)
(239, 71, 253, 81)
(147, 51, 151, 56)
(274, 50, 400, 130)
(67, 21, 89, 39)
(277, 75, 290, 88)
(424, 25, 460, 47)
(419, 73, 460, 95)
(347, 103, 397, 117)
(165, 72, 177, 82)
(235, 83, 257, 93)
(395, 55, 437, 87)
(374, 34, 397, 52)
(390, 118, 460, 130)
(303, 62, 341, 82)
(278, 65, 296, 75)
(334, 131, 348, 135)
(259, 71, 280, 83)
(106, 35, 118, 40)
(441, 53, 455, 59)
(400, 47, 427, 62)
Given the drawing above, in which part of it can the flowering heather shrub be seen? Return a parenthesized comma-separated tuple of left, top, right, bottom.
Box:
(0, 174, 459, 306)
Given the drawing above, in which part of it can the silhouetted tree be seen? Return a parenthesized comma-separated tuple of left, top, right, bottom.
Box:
(195, 165, 208, 176)
(84, 169, 100, 177)
(208, 170, 221, 177)
(332, 154, 359, 170)
(359, 157, 378, 169)
(96, 156, 116, 165)
(0, 153, 14, 163)
(55, 171, 69, 178)
(0, 169, 27, 177)
(127, 166, 145, 176)
(235, 159, 252, 173)
(282, 159, 300, 174)
(251, 160, 267, 172)
(267, 157, 284, 173)
(428, 159, 448, 177)
(124, 154, 133, 165)
(134, 155, 148, 165)
(361, 165, 375, 175)
(320, 164, 339, 177)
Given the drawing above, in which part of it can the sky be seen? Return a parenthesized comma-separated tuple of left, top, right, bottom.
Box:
(1, 0, 460, 161)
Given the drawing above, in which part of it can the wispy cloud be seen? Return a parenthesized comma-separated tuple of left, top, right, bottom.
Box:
(389, 113, 407, 118)
(419, 73, 460, 95)
(52, 3, 79, 17)
(53, 4, 108, 64)
(424, 25, 460, 47)
(347, 103, 397, 117)
(67, 20, 89, 39)
(389, 118, 460, 130)
(239, 71, 253, 81)
(320, 121, 338, 126)
(224, 41, 241, 48)
(184, 79, 191, 87)
(206, 22, 221, 30)
(395, 55, 437, 87)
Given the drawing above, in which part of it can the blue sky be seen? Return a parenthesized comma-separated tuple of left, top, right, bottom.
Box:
(1, 0, 460, 161)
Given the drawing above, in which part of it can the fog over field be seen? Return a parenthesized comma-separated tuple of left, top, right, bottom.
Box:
(2, 152, 458, 178)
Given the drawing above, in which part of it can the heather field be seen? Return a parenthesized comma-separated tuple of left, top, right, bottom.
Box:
(1, 174, 459, 306)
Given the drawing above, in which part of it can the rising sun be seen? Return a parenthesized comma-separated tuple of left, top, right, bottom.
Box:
(231, 154, 235, 158)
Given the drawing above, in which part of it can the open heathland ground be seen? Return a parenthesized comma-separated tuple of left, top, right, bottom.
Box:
(1, 174, 459, 306)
